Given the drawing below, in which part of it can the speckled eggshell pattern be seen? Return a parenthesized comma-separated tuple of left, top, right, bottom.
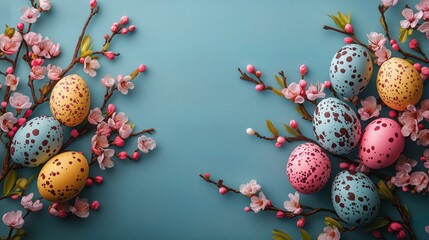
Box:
(376, 57, 422, 111)
(359, 118, 404, 169)
(329, 44, 373, 98)
(331, 171, 380, 226)
(313, 97, 361, 155)
(50, 74, 90, 127)
(286, 143, 331, 194)
(37, 151, 89, 202)
(10, 116, 63, 167)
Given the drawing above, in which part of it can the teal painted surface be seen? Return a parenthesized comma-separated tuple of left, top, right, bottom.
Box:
(0, 0, 428, 239)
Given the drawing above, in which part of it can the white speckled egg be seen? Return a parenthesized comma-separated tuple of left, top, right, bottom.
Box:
(37, 151, 89, 202)
(286, 143, 331, 194)
(331, 171, 380, 226)
(359, 118, 404, 169)
(329, 44, 373, 98)
(50, 74, 90, 127)
(313, 97, 361, 155)
(10, 116, 63, 167)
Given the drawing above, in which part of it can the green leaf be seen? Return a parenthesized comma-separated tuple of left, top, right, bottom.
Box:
(324, 217, 343, 230)
(377, 180, 394, 202)
(15, 178, 28, 191)
(275, 75, 285, 89)
(329, 15, 343, 29)
(15, 228, 26, 237)
(272, 229, 293, 240)
(399, 28, 408, 43)
(102, 42, 110, 51)
(299, 229, 312, 240)
(80, 35, 91, 54)
(3, 170, 17, 195)
(27, 173, 37, 184)
(379, 16, 387, 32)
(347, 11, 351, 23)
(266, 120, 279, 138)
(364, 217, 389, 232)
(337, 12, 348, 25)
(283, 124, 299, 137)
(12, 235, 21, 240)
(403, 205, 411, 220)
(272, 87, 284, 97)
(407, 28, 413, 35)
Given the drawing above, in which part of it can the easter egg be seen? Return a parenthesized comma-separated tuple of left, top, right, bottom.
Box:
(10, 116, 63, 167)
(329, 44, 373, 98)
(286, 143, 331, 194)
(359, 118, 404, 169)
(50, 74, 90, 127)
(37, 151, 89, 202)
(331, 171, 380, 226)
(377, 57, 422, 111)
(313, 97, 361, 155)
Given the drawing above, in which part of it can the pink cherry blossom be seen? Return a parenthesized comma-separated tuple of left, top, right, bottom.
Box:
(20, 6, 40, 24)
(96, 121, 112, 137)
(418, 22, 429, 38)
(117, 75, 134, 94)
(70, 197, 90, 218)
(108, 112, 128, 130)
(400, 8, 423, 29)
(83, 56, 100, 77)
(367, 32, 387, 51)
(395, 155, 417, 173)
(48, 202, 70, 217)
(30, 65, 48, 80)
(21, 193, 43, 212)
(358, 96, 382, 121)
(88, 108, 104, 125)
(420, 99, 429, 119)
(390, 171, 411, 187)
(281, 82, 304, 104)
(47, 64, 62, 81)
(305, 83, 325, 101)
(2, 210, 24, 229)
(137, 135, 156, 153)
(250, 191, 269, 213)
(39, 0, 52, 11)
(101, 75, 115, 87)
(417, 129, 429, 146)
(410, 171, 429, 192)
(239, 179, 261, 197)
(0, 32, 23, 55)
(48, 43, 60, 57)
(24, 32, 42, 46)
(0, 112, 17, 132)
(97, 148, 115, 170)
(317, 226, 340, 240)
(5, 74, 20, 91)
(416, 0, 429, 19)
(32, 38, 54, 58)
(283, 191, 302, 214)
(9, 92, 32, 110)
(374, 46, 391, 65)
(382, 0, 399, 7)
(119, 123, 132, 139)
(91, 135, 109, 155)
(398, 105, 422, 140)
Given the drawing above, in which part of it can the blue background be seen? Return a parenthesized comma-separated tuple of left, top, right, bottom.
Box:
(1, 0, 428, 239)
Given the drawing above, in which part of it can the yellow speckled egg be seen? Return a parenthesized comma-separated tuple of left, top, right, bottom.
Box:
(37, 151, 89, 202)
(50, 74, 90, 127)
(376, 58, 422, 111)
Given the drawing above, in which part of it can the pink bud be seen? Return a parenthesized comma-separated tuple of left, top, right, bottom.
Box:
(120, 16, 129, 25)
(17, 118, 26, 126)
(390, 39, 397, 45)
(421, 67, 429, 76)
(24, 109, 32, 118)
(255, 71, 262, 77)
(419, 123, 424, 129)
(414, 63, 422, 71)
(371, 230, 382, 238)
(17, 22, 24, 31)
(276, 211, 285, 218)
(275, 142, 282, 148)
(299, 79, 307, 88)
(11, 195, 19, 200)
(409, 38, 418, 48)
(296, 218, 305, 228)
(108, 104, 115, 115)
(6, 67, 14, 74)
(348, 164, 356, 171)
(1, 102, 7, 108)
(11, 127, 18, 133)
(70, 129, 79, 138)
(266, 200, 272, 207)
(131, 151, 141, 160)
(246, 64, 255, 74)
(90, 201, 100, 210)
(219, 187, 227, 195)
(111, 26, 118, 33)
(86, 178, 94, 186)
(31, 58, 44, 67)
(114, 136, 125, 147)
(8, 131, 15, 138)
(94, 176, 104, 184)
(255, 84, 264, 92)
(402, 186, 409, 192)
(204, 173, 210, 179)
(339, 162, 350, 169)
(117, 151, 128, 160)
(388, 110, 397, 118)
(324, 81, 331, 88)
(90, 0, 97, 9)
(277, 136, 286, 144)
(344, 24, 354, 34)
(104, 34, 109, 40)
(420, 156, 426, 162)
(79, 57, 85, 64)
(138, 64, 147, 73)
(389, 222, 402, 232)
(244, 207, 251, 212)
(104, 51, 115, 60)
(289, 120, 298, 129)
(128, 25, 136, 32)
(121, 28, 128, 35)
(396, 230, 406, 239)
(58, 210, 68, 218)
(420, 73, 428, 82)
(344, 37, 353, 44)
(113, 22, 119, 28)
(300, 89, 305, 96)
(299, 64, 307, 76)
(392, 43, 400, 51)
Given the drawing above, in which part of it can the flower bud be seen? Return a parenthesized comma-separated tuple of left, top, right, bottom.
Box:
(392, 43, 400, 51)
(277, 136, 286, 144)
(104, 51, 115, 60)
(276, 211, 284, 218)
(255, 84, 264, 92)
(344, 37, 353, 44)
(120, 16, 129, 25)
(90, 0, 97, 9)
(371, 230, 382, 238)
(296, 218, 305, 228)
(31, 58, 44, 67)
(388, 110, 397, 118)
(324, 81, 331, 88)
(275, 142, 282, 148)
(79, 57, 85, 64)
(111, 26, 118, 33)
(131, 151, 141, 160)
(421, 67, 429, 76)
(246, 128, 255, 136)
(414, 63, 422, 71)
(138, 64, 147, 73)
(389, 222, 402, 232)
(244, 207, 251, 212)
(17, 22, 24, 31)
(86, 178, 94, 186)
(121, 28, 128, 35)
(58, 210, 68, 218)
(255, 71, 262, 77)
(299, 79, 307, 88)
(219, 187, 227, 195)
(70, 129, 79, 138)
(204, 173, 210, 179)
(409, 38, 418, 50)
(390, 39, 397, 45)
(339, 162, 350, 169)
(104, 34, 109, 40)
(396, 230, 406, 239)
(299, 64, 307, 76)
(8, 131, 15, 138)
(11, 195, 19, 200)
(94, 176, 104, 184)
(1, 102, 7, 108)
(246, 64, 255, 74)
(17, 118, 26, 126)
(344, 24, 354, 34)
(24, 109, 33, 118)
(128, 25, 136, 32)
(117, 151, 128, 160)
(113, 136, 125, 147)
(289, 120, 298, 129)
(6, 67, 14, 74)
(108, 104, 116, 115)
(90, 201, 100, 210)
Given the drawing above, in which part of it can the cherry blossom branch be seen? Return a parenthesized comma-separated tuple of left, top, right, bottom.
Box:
(6, 210, 31, 240)
(322, 25, 372, 53)
(391, 189, 416, 240)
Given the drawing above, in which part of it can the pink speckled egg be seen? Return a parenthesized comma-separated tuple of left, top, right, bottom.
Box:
(286, 143, 331, 194)
(359, 118, 404, 169)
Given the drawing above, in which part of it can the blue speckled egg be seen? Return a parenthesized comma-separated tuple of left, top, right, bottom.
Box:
(329, 44, 373, 98)
(331, 171, 380, 226)
(313, 97, 361, 155)
(10, 116, 64, 167)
